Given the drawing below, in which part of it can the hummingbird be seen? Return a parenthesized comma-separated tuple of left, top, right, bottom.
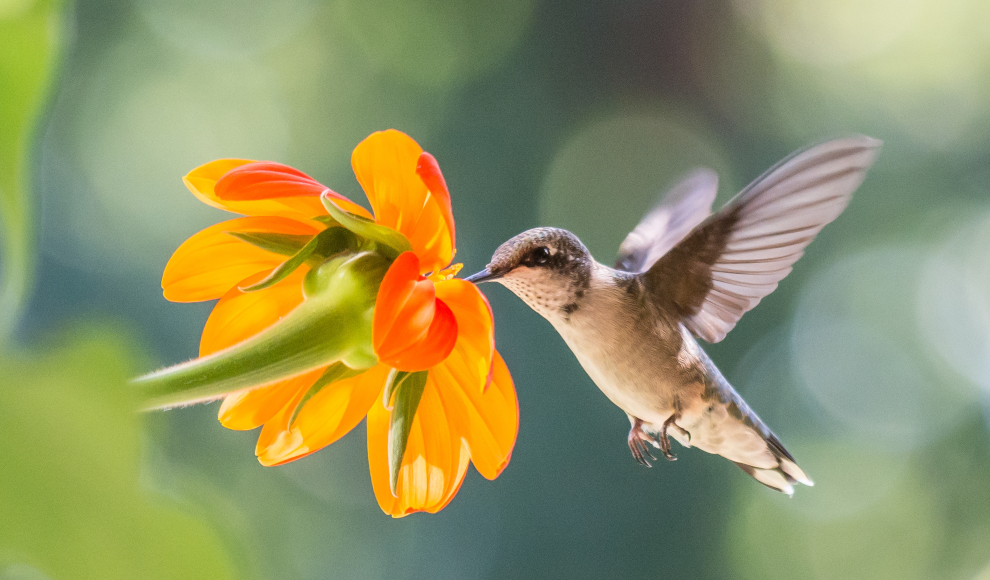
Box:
(465, 136, 881, 495)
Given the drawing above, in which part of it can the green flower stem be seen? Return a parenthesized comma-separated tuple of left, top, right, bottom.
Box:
(134, 251, 388, 410)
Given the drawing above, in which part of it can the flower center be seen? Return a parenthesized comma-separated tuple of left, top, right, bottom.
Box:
(428, 263, 463, 283)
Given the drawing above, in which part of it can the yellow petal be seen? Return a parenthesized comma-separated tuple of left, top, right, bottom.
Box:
(162, 216, 319, 303)
(253, 365, 389, 465)
(367, 374, 470, 517)
(199, 268, 308, 356)
(218, 367, 324, 431)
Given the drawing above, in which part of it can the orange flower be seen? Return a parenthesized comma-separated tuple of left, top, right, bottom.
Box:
(162, 130, 518, 516)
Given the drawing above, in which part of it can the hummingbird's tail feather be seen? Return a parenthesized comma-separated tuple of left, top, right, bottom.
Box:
(733, 462, 796, 496)
(678, 339, 814, 494)
(731, 434, 813, 496)
(766, 434, 814, 486)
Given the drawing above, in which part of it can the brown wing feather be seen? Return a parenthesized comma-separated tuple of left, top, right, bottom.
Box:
(615, 169, 718, 273)
(641, 136, 882, 342)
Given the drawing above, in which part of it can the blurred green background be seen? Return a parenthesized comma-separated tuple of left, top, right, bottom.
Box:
(3, 0, 990, 578)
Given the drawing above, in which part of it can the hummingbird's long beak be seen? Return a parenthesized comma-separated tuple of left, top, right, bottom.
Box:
(464, 268, 501, 284)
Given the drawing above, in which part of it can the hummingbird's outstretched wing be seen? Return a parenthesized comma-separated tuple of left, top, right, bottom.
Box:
(641, 136, 882, 343)
(615, 169, 718, 273)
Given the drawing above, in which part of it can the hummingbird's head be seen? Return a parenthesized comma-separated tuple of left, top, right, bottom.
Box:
(465, 227, 594, 319)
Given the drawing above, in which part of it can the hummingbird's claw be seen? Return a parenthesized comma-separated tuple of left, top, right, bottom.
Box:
(628, 418, 658, 467)
(629, 435, 654, 467)
(659, 415, 679, 461)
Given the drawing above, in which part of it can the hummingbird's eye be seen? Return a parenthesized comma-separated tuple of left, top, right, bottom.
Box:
(530, 246, 550, 266)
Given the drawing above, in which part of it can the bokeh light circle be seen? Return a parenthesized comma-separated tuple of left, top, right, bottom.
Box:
(134, 0, 317, 58)
(729, 0, 990, 150)
(732, 0, 924, 66)
(68, 40, 290, 273)
(792, 247, 980, 450)
(539, 112, 732, 263)
(337, 0, 533, 88)
(730, 448, 937, 580)
(917, 211, 990, 395)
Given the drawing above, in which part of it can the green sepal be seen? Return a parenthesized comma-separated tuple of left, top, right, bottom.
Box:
(133, 250, 387, 410)
(240, 227, 359, 293)
(387, 369, 428, 496)
(226, 231, 312, 256)
(308, 227, 360, 264)
(240, 235, 319, 292)
(320, 193, 412, 260)
(312, 215, 341, 228)
(382, 368, 410, 411)
(288, 361, 365, 427)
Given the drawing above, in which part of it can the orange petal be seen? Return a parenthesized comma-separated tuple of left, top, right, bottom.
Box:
(367, 374, 470, 517)
(163, 216, 319, 303)
(434, 351, 518, 480)
(434, 278, 494, 392)
(184, 158, 371, 221)
(218, 366, 325, 431)
(373, 252, 458, 371)
(255, 365, 389, 466)
(351, 130, 454, 272)
(199, 268, 308, 356)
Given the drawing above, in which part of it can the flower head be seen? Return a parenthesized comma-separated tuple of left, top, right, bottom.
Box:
(161, 130, 518, 516)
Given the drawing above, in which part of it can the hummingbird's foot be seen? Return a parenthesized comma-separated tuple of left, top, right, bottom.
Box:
(658, 415, 679, 461)
(628, 418, 657, 467)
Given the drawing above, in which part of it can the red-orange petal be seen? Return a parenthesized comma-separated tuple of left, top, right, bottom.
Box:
(215, 162, 324, 199)
(214, 161, 366, 219)
(199, 268, 308, 357)
(386, 299, 457, 372)
(351, 130, 454, 272)
(373, 252, 434, 351)
(373, 252, 458, 371)
(184, 159, 371, 221)
(367, 374, 470, 517)
(433, 278, 494, 392)
(416, 152, 456, 251)
(255, 365, 390, 465)
(434, 351, 518, 480)
(162, 216, 319, 303)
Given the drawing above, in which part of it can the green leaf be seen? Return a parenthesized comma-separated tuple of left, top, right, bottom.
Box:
(387, 370, 428, 495)
(225, 231, 313, 256)
(133, 250, 388, 409)
(0, 0, 65, 341)
(321, 194, 412, 259)
(288, 361, 365, 426)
